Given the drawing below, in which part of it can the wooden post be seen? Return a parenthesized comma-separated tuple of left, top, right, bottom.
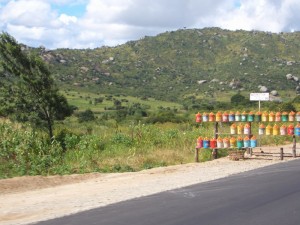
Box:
(195, 148, 199, 162)
(248, 122, 253, 139)
(246, 147, 250, 154)
(214, 122, 218, 139)
(292, 135, 296, 158)
(280, 148, 284, 160)
(212, 148, 218, 159)
(246, 147, 253, 156)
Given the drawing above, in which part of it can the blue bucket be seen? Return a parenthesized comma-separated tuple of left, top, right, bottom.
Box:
(250, 140, 257, 148)
(203, 140, 210, 148)
(295, 127, 300, 136)
(244, 140, 250, 148)
(229, 114, 235, 122)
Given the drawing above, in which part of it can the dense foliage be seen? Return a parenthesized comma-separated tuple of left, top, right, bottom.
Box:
(0, 32, 73, 139)
(33, 28, 300, 103)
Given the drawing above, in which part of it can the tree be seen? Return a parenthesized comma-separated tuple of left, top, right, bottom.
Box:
(77, 109, 95, 123)
(231, 93, 246, 105)
(0, 32, 73, 140)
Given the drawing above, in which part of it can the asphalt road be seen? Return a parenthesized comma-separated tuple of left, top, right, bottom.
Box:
(34, 159, 300, 225)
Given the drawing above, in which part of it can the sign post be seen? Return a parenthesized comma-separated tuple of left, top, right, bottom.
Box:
(250, 93, 270, 112)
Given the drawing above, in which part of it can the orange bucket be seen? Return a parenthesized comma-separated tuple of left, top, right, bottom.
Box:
(216, 111, 222, 122)
(209, 112, 215, 122)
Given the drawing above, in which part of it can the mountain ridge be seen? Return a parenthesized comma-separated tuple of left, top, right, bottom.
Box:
(35, 27, 300, 102)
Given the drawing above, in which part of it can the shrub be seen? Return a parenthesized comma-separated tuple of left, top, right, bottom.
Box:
(77, 109, 95, 123)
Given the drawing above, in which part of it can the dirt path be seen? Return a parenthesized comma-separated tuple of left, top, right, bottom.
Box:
(0, 144, 298, 225)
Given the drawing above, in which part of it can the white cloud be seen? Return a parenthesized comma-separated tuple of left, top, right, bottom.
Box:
(1, 0, 300, 49)
(213, 0, 300, 32)
(59, 14, 78, 25)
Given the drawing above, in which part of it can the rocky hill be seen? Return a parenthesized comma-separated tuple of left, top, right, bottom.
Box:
(34, 27, 300, 102)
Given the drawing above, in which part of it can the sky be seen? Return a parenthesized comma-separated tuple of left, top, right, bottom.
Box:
(0, 0, 300, 49)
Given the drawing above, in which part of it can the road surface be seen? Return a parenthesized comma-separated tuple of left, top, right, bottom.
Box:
(34, 159, 300, 225)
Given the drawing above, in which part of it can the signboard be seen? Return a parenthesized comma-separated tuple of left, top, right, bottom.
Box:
(250, 93, 269, 101)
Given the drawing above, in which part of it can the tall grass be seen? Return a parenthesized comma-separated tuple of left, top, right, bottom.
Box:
(1, 118, 296, 179)
(0, 120, 209, 178)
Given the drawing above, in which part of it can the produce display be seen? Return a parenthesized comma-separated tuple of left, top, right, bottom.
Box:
(195, 111, 300, 149)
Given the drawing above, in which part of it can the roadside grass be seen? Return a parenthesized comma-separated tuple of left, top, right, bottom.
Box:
(0, 115, 297, 179)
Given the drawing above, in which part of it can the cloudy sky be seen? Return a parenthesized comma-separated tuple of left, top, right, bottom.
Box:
(0, 0, 300, 49)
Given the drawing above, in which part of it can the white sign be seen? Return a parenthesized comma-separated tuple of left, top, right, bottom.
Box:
(250, 93, 270, 101)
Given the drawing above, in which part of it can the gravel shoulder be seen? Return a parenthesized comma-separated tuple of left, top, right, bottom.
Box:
(0, 144, 298, 225)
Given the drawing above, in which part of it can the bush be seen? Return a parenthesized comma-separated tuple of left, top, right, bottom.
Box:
(77, 109, 95, 123)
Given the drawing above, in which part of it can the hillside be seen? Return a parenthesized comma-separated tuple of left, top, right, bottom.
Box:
(37, 27, 300, 102)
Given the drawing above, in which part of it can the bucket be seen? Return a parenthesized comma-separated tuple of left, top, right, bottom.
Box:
(230, 123, 237, 135)
(209, 112, 215, 122)
(250, 136, 257, 148)
(247, 112, 254, 122)
(275, 112, 281, 122)
(237, 124, 243, 135)
(223, 138, 230, 148)
(273, 124, 279, 135)
(281, 112, 288, 122)
(216, 111, 222, 122)
(222, 112, 229, 122)
(288, 125, 294, 135)
(230, 137, 236, 148)
(237, 137, 244, 149)
(235, 111, 241, 122)
(217, 138, 223, 148)
(241, 112, 247, 122)
(280, 125, 287, 135)
(289, 111, 295, 122)
(259, 124, 265, 135)
(203, 139, 210, 148)
(296, 112, 300, 122)
(244, 137, 250, 148)
(229, 112, 235, 122)
(262, 112, 268, 122)
(295, 125, 300, 136)
(244, 123, 251, 135)
(255, 112, 262, 122)
(202, 113, 209, 122)
(237, 140, 243, 149)
(266, 125, 272, 135)
(210, 138, 217, 148)
(269, 112, 275, 122)
(195, 112, 202, 123)
(197, 137, 203, 148)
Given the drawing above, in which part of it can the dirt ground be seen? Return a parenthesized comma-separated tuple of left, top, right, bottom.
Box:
(0, 173, 105, 195)
(0, 144, 298, 225)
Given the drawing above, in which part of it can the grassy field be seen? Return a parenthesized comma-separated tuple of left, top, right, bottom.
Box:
(62, 90, 182, 113)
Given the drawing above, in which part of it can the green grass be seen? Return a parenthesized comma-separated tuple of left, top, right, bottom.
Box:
(62, 90, 182, 112)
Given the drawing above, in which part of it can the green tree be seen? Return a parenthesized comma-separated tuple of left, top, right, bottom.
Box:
(231, 93, 246, 105)
(0, 32, 73, 140)
(77, 109, 95, 123)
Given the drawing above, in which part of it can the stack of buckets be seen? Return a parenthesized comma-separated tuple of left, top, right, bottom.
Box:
(195, 111, 300, 123)
(258, 124, 298, 136)
(195, 111, 300, 150)
(196, 136, 257, 149)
